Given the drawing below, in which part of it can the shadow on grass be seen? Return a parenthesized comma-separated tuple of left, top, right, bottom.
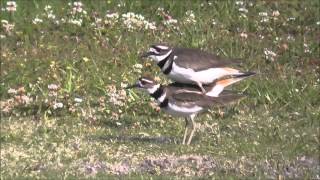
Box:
(92, 135, 179, 144)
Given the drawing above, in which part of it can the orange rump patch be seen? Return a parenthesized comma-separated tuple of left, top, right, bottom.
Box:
(216, 79, 233, 87)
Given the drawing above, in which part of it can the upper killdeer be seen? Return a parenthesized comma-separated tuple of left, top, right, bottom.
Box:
(126, 75, 251, 145)
(141, 44, 254, 93)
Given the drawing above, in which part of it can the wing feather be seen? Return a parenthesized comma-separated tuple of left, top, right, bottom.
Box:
(173, 48, 241, 71)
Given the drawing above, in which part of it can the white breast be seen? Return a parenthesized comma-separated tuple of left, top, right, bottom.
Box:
(163, 102, 203, 117)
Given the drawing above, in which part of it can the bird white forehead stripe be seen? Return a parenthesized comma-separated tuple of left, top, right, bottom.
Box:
(147, 84, 160, 94)
(141, 78, 153, 84)
(156, 45, 169, 50)
(157, 49, 172, 61)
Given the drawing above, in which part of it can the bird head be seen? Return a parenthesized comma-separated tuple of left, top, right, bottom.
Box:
(140, 44, 172, 62)
(126, 76, 160, 94)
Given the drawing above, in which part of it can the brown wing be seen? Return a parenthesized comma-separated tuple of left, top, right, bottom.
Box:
(168, 91, 221, 108)
(214, 91, 246, 105)
(168, 89, 245, 108)
(173, 48, 241, 71)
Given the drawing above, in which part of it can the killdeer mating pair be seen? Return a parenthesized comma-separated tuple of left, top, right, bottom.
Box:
(127, 44, 255, 145)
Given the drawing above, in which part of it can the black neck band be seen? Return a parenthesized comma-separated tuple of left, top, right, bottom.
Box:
(163, 59, 173, 75)
(159, 98, 169, 108)
(157, 54, 171, 69)
(151, 85, 163, 99)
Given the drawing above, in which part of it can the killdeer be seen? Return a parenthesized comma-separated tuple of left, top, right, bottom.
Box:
(126, 75, 251, 145)
(141, 44, 253, 93)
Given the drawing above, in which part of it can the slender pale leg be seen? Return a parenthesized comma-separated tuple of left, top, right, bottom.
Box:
(182, 118, 189, 145)
(187, 115, 197, 145)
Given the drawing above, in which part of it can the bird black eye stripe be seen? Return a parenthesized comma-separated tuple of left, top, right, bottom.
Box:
(149, 52, 158, 55)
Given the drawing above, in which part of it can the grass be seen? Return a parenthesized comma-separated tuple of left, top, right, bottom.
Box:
(1, 0, 319, 179)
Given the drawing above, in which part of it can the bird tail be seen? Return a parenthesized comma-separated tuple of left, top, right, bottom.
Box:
(218, 71, 256, 87)
(205, 72, 255, 97)
(215, 93, 246, 105)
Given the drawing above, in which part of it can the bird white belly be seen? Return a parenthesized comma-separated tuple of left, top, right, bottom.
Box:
(168, 62, 238, 84)
(163, 103, 203, 117)
(168, 63, 194, 83)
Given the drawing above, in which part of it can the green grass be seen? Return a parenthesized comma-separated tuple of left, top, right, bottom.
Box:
(1, 0, 319, 179)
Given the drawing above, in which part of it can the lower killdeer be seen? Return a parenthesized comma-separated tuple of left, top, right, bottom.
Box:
(126, 75, 250, 145)
(141, 44, 254, 93)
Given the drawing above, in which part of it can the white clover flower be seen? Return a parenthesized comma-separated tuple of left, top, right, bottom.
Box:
(238, 7, 248, 13)
(157, 7, 164, 12)
(261, 17, 269, 22)
(287, 17, 295, 21)
(258, 12, 268, 17)
(258, 12, 269, 22)
(0, 34, 5, 39)
(61, 18, 66, 23)
(133, 63, 143, 73)
(69, 19, 82, 26)
(211, 19, 217, 25)
(272, 10, 280, 17)
(48, 84, 59, 90)
(121, 12, 155, 31)
(240, 32, 248, 39)
(20, 95, 32, 105)
(95, 18, 102, 24)
(74, 97, 83, 103)
(106, 12, 119, 19)
(145, 21, 156, 30)
(8, 88, 17, 94)
(240, 14, 247, 19)
(287, 35, 294, 41)
(133, 63, 143, 69)
(304, 43, 311, 53)
(264, 48, 277, 61)
(105, 12, 119, 25)
(164, 18, 178, 26)
(120, 82, 128, 88)
(184, 10, 196, 24)
(1, 20, 14, 33)
(72, 1, 83, 14)
(107, 85, 126, 107)
(48, 13, 56, 19)
(44, 5, 52, 11)
(235, 1, 244, 6)
(74, 2, 83, 7)
(6, 1, 17, 12)
(1, 20, 9, 24)
(316, 21, 320, 25)
(32, 17, 43, 24)
(53, 102, 64, 109)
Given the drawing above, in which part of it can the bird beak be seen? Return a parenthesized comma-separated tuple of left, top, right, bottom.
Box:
(125, 83, 140, 89)
(140, 51, 151, 58)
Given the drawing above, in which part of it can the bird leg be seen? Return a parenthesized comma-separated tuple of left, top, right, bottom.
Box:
(182, 118, 189, 145)
(187, 117, 197, 145)
(196, 82, 206, 94)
